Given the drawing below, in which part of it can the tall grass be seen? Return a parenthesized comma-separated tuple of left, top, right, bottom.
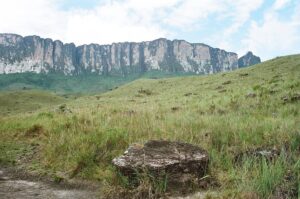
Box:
(252, 155, 287, 197)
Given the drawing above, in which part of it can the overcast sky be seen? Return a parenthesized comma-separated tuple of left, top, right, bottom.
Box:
(0, 0, 299, 60)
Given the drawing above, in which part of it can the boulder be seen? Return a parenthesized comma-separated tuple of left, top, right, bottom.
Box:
(112, 140, 209, 188)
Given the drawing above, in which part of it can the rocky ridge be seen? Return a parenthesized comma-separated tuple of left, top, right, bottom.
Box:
(0, 33, 260, 75)
(238, 51, 261, 67)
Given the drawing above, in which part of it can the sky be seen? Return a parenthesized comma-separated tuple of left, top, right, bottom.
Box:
(0, 0, 299, 60)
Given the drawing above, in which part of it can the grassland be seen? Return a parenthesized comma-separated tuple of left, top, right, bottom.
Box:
(0, 55, 299, 198)
(0, 70, 193, 94)
(0, 90, 67, 116)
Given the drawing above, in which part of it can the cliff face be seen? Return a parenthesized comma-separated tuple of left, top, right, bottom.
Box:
(238, 51, 261, 68)
(0, 33, 258, 75)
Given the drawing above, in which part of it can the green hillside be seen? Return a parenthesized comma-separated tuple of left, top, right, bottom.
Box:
(0, 54, 299, 198)
(0, 71, 193, 94)
(0, 90, 67, 116)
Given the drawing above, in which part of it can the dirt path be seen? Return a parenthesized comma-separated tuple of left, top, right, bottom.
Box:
(0, 168, 100, 199)
(0, 167, 218, 199)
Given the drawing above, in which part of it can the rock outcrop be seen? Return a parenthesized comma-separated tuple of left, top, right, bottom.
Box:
(0, 33, 260, 75)
(238, 51, 261, 67)
(112, 140, 209, 188)
(234, 147, 280, 164)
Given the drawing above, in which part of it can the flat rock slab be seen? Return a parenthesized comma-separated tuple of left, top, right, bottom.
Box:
(113, 140, 209, 187)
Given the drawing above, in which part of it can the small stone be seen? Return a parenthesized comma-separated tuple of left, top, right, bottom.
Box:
(246, 92, 257, 98)
(0, 170, 9, 181)
(0, 177, 9, 181)
(184, 93, 193, 96)
(235, 147, 280, 163)
(222, 80, 232, 85)
(239, 73, 249, 77)
(56, 104, 72, 113)
(171, 107, 180, 111)
(282, 93, 300, 103)
(291, 93, 300, 102)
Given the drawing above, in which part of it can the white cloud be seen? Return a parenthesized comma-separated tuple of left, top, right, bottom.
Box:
(2, 0, 255, 44)
(0, 0, 176, 44)
(63, 0, 173, 44)
(243, 18, 299, 59)
(199, 0, 264, 54)
(0, 0, 299, 60)
(273, 0, 291, 10)
(0, 0, 66, 40)
(241, 1, 300, 60)
(163, 0, 224, 29)
(163, 0, 264, 34)
(222, 0, 264, 36)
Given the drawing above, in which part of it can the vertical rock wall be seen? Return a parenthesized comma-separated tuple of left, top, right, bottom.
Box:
(0, 34, 259, 75)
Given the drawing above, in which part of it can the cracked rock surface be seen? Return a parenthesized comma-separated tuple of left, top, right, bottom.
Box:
(113, 140, 209, 188)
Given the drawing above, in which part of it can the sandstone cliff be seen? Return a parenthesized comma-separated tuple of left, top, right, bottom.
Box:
(0, 33, 259, 75)
(238, 51, 261, 68)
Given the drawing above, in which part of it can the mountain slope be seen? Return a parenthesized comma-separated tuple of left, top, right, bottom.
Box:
(0, 90, 67, 116)
(101, 55, 299, 101)
(0, 71, 194, 94)
(0, 33, 260, 75)
(0, 54, 299, 198)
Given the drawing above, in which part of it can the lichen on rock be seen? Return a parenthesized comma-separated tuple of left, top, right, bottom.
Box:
(112, 140, 209, 191)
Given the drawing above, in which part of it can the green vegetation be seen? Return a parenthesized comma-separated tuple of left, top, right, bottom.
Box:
(0, 90, 67, 116)
(0, 72, 139, 94)
(0, 54, 299, 198)
(0, 70, 194, 94)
